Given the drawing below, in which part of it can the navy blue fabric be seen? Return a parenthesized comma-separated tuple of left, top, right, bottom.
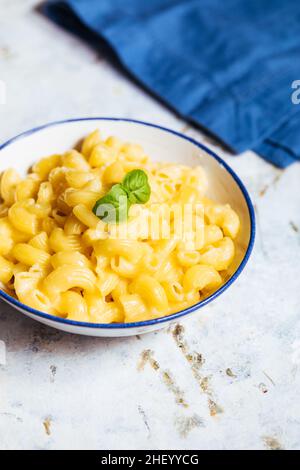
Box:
(43, 0, 300, 167)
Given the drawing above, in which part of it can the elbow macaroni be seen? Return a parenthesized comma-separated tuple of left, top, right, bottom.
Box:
(0, 129, 240, 323)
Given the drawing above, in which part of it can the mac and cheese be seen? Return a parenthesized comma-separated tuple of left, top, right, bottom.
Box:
(0, 130, 240, 323)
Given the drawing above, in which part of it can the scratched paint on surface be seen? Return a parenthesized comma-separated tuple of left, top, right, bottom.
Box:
(172, 324, 223, 416)
(174, 414, 204, 438)
(262, 436, 284, 450)
(43, 417, 52, 436)
(138, 349, 188, 408)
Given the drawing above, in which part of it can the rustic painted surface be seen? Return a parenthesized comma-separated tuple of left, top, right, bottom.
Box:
(0, 0, 299, 450)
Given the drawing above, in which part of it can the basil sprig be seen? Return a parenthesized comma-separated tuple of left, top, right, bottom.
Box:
(93, 169, 151, 223)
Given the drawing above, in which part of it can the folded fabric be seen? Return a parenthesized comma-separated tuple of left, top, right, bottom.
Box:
(43, 0, 300, 167)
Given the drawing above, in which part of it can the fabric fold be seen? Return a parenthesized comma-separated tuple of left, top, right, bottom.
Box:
(43, 0, 300, 167)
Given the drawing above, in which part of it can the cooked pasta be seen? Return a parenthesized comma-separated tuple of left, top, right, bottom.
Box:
(0, 129, 240, 323)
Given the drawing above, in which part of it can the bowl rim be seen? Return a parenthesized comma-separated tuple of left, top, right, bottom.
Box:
(0, 117, 255, 329)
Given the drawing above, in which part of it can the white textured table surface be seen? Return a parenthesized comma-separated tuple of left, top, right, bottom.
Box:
(0, 0, 299, 450)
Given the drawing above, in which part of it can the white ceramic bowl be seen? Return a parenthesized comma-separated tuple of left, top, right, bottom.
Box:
(0, 118, 255, 336)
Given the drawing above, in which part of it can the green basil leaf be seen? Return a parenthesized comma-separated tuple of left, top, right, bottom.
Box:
(92, 184, 129, 223)
(122, 169, 151, 204)
(93, 169, 151, 224)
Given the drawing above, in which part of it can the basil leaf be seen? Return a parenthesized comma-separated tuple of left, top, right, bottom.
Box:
(93, 169, 151, 224)
(92, 184, 129, 223)
(122, 169, 151, 204)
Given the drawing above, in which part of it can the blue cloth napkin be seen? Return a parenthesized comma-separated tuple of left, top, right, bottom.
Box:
(43, 0, 300, 167)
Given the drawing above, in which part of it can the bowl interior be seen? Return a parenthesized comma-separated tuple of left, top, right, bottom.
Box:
(0, 119, 251, 276)
(0, 118, 253, 334)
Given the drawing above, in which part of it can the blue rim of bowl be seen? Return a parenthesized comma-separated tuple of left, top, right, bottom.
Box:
(0, 117, 255, 329)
